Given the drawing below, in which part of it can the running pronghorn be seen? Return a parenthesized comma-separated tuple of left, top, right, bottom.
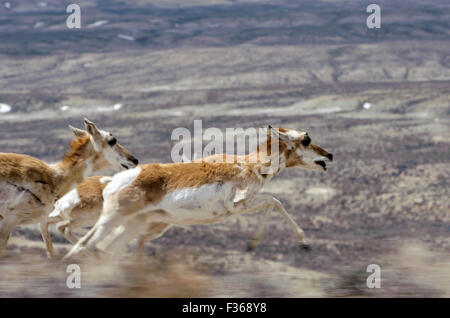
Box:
(65, 126, 333, 259)
(47, 176, 168, 260)
(0, 119, 138, 258)
(47, 151, 276, 259)
(46, 176, 113, 247)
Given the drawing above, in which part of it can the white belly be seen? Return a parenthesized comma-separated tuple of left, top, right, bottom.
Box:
(159, 182, 235, 225)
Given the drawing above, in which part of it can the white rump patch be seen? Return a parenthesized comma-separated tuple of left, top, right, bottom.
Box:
(103, 167, 141, 197)
(49, 188, 81, 219)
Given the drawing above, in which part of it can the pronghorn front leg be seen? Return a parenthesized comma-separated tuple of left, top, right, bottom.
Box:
(55, 220, 80, 245)
(271, 196, 310, 249)
(235, 193, 309, 249)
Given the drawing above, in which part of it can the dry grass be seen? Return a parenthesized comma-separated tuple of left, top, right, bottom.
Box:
(0, 250, 210, 298)
(326, 242, 450, 297)
(1, 240, 448, 297)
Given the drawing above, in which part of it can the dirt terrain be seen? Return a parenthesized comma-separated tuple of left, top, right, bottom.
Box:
(0, 0, 449, 297)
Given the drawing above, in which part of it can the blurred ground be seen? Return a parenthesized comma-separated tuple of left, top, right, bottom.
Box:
(0, 0, 449, 297)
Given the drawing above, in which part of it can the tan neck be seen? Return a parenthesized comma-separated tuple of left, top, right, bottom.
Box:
(53, 161, 86, 198)
(246, 137, 287, 178)
(52, 136, 97, 198)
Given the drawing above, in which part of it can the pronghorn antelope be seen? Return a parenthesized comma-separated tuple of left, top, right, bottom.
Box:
(65, 126, 333, 259)
(47, 150, 278, 259)
(0, 118, 138, 258)
(47, 175, 167, 260)
(46, 150, 255, 258)
(46, 176, 112, 247)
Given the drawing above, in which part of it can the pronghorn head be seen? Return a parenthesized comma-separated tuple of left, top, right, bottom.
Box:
(268, 126, 333, 171)
(68, 118, 139, 171)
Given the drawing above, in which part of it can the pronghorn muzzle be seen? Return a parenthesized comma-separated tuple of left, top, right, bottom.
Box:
(311, 144, 333, 171)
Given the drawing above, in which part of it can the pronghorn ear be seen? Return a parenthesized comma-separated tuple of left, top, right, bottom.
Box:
(267, 125, 280, 138)
(268, 126, 291, 143)
(278, 131, 292, 143)
(68, 125, 86, 137)
(84, 118, 101, 138)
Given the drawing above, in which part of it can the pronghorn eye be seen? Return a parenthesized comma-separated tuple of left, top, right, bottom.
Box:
(108, 137, 117, 146)
(301, 135, 311, 146)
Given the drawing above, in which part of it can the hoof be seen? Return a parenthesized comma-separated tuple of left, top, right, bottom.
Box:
(300, 243, 311, 251)
(46, 251, 57, 259)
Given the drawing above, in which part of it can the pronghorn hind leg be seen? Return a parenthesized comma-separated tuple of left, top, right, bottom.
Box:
(270, 196, 310, 250)
(101, 215, 149, 260)
(247, 206, 273, 251)
(101, 217, 170, 261)
(135, 222, 171, 262)
(40, 220, 56, 258)
(0, 214, 20, 258)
